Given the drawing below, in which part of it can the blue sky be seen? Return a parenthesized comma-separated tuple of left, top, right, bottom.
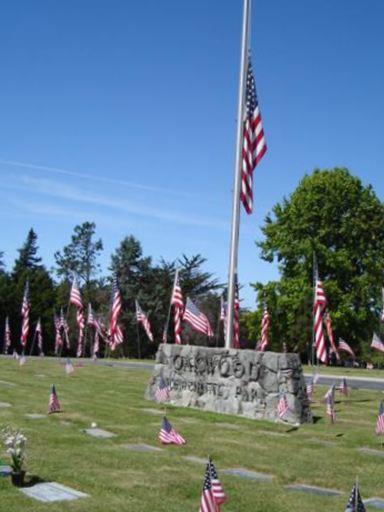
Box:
(0, 0, 383, 307)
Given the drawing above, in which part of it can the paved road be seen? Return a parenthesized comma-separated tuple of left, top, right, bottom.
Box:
(1, 355, 383, 391)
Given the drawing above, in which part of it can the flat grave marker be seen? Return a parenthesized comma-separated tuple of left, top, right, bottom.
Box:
(0, 465, 12, 476)
(285, 484, 343, 497)
(21, 482, 89, 502)
(121, 443, 163, 453)
(215, 422, 242, 430)
(358, 447, 384, 458)
(182, 455, 207, 465)
(0, 380, 15, 387)
(0, 402, 11, 408)
(84, 428, 116, 439)
(221, 468, 274, 482)
(140, 408, 164, 415)
(364, 498, 384, 510)
(25, 413, 46, 420)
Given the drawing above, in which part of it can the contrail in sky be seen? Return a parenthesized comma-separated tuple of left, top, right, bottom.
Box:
(0, 158, 196, 198)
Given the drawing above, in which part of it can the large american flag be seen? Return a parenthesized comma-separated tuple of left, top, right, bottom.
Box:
(199, 459, 227, 512)
(48, 385, 61, 414)
(109, 276, 124, 350)
(220, 296, 227, 340)
(183, 297, 213, 338)
(20, 280, 30, 348)
(260, 307, 270, 351)
(54, 314, 62, 355)
(375, 401, 384, 436)
(158, 417, 185, 445)
(171, 271, 183, 345)
(313, 279, 327, 363)
(338, 338, 355, 358)
(4, 316, 11, 354)
(35, 318, 43, 355)
(371, 332, 384, 353)
(233, 278, 240, 349)
(135, 300, 154, 342)
(325, 312, 340, 361)
(240, 56, 267, 214)
(70, 278, 85, 357)
(87, 303, 101, 358)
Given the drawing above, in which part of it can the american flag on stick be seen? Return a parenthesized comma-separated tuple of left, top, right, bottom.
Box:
(65, 358, 74, 375)
(109, 276, 124, 350)
(375, 401, 384, 436)
(4, 316, 11, 354)
(171, 270, 183, 345)
(306, 378, 314, 401)
(345, 482, 366, 512)
(70, 278, 85, 357)
(371, 332, 384, 353)
(326, 391, 335, 423)
(277, 394, 289, 419)
(20, 280, 30, 349)
(259, 307, 270, 352)
(158, 417, 185, 445)
(60, 308, 70, 349)
(183, 297, 213, 338)
(54, 314, 62, 355)
(240, 55, 267, 214)
(338, 338, 355, 358)
(48, 385, 61, 414)
(155, 376, 170, 403)
(339, 377, 349, 396)
(35, 318, 43, 355)
(313, 279, 327, 363)
(135, 300, 154, 342)
(325, 312, 340, 361)
(199, 458, 227, 512)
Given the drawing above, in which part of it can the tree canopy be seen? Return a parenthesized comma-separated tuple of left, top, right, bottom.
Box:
(249, 168, 384, 359)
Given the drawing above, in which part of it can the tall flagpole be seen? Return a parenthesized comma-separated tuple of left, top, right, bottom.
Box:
(225, 0, 251, 349)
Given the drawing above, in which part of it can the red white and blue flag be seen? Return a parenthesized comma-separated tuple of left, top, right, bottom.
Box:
(314, 280, 327, 363)
(375, 401, 384, 435)
(158, 417, 185, 445)
(70, 278, 85, 357)
(240, 55, 267, 214)
(109, 276, 124, 350)
(35, 318, 43, 355)
(171, 271, 183, 345)
(338, 338, 355, 358)
(260, 307, 270, 351)
(20, 281, 30, 348)
(371, 332, 384, 353)
(155, 376, 170, 403)
(183, 297, 213, 338)
(135, 300, 154, 342)
(277, 394, 289, 419)
(48, 385, 61, 414)
(199, 459, 227, 512)
(4, 316, 11, 354)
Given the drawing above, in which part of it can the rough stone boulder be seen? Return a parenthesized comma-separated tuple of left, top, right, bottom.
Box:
(146, 344, 312, 425)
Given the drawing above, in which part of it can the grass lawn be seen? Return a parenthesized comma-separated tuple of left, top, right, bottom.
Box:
(302, 364, 384, 379)
(0, 358, 383, 511)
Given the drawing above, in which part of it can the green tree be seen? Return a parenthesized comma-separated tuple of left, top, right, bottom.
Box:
(11, 230, 55, 355)
(250, 168, 384, 359)
(54, 222, 103, 298)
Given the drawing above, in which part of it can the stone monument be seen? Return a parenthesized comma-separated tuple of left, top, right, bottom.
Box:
(146, 344, 312, 425)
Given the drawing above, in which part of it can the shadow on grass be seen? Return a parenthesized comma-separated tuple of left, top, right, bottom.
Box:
(22, 474, 46, 488)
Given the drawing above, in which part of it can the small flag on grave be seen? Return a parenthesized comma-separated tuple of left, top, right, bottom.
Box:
(48, 385, 61, 414)
(306, 378, 314, 401)
(339, 377, 349, 396)
(155, 376, 170, 403)
(375, 401, 384, 435)
(277, 394, 289, 419)
(326, 391, 335, 423)
(158, 417, 185, 445)
(345, 481, 366, 512)
(65, 358, 75, 375)
(19, 354, 27, 366)
(199, 458, 227, 512)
